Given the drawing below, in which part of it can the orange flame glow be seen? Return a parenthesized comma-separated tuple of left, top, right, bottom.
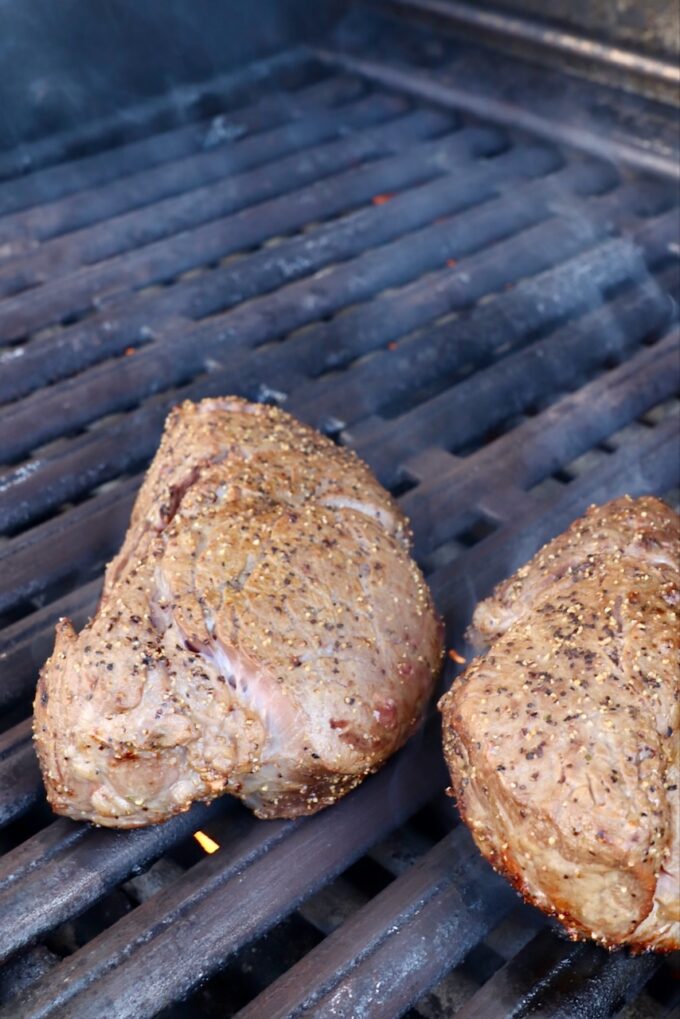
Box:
(448, 649, 466, 665)
(371, 192, 395, 206)
(193, 830, 220, 854)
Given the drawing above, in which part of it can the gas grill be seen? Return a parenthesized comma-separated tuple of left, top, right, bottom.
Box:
(0, 2, 679, 1016)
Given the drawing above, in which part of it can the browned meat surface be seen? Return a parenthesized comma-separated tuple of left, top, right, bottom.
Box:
(440, 496, 679, 952)
(34, 397, 443, 828)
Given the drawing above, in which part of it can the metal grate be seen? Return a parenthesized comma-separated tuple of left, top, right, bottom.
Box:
(0, 28, 678, 1019)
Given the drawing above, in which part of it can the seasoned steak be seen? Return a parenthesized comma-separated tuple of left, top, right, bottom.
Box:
(34, 398, 443, 827)
(440, 496, 679, 951)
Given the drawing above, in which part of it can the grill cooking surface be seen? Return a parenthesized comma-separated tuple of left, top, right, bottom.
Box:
(0, 28, 678, 1019)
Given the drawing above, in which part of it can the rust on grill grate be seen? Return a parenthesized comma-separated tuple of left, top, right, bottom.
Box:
(0, 17, 678, 1019)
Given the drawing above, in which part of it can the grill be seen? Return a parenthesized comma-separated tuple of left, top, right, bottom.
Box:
(0, 2, 679, 1017)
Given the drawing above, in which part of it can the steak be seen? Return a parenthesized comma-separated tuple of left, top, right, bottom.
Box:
(34, 397, 443, 827)
(440, 496, 679, 951)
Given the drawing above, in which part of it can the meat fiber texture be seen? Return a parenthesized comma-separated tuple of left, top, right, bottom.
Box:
(440, 496, 679, 952)
(34, 398, 443, 828)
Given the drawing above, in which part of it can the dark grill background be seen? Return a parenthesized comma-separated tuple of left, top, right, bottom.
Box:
(0, 6, 678, 1017)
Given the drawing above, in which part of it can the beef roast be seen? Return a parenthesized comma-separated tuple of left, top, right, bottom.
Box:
(34, 397, 443, 827)
(440, 496, 679, 951)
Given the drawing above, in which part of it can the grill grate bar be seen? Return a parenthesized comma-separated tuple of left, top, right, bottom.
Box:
(452, 928, 582, 1019)
(0, 477, 138, 619)
(0, 580, 102, 714)
(0, 48, 313, 187)
(0, 140, 563, 463)
(519, 945, 659, 1019)
(0, 64, 340, 229)
(0, 256, 670, 617)
(291, 211, 672, 429)
(235, 826, 516, 1019)
(0, 819, 89, 891)
(0, 157, 628, 476)
(1, 725, 448, 1019)
(238, 172, 669, 393)
(0, 800, 227, 962)
(357, 255, 677, 487)
(0, 89, 438, 288)
(452, 927, 659, 1019)
(0, 89, 409, 312)
(430, 414, 680, 633)
(405, 327, 680, 559)
(0, 719, 38, 827)
(0, 74, 372, 256)
(0, 112, 468, 384)
(0, 161, 625, 529)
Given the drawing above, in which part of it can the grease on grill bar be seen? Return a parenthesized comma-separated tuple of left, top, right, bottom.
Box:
(0, 25, 678, 1019)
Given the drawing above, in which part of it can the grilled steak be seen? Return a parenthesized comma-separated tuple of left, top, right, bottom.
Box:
(440, 496, 679, 951)
(34, 397, 443, 828)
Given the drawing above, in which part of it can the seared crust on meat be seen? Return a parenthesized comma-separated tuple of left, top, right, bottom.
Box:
(439, 496, 679, 952)
(34, 398, 443, 827)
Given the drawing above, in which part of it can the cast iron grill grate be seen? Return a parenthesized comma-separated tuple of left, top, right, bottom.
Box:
(0, 29, 678, 1019)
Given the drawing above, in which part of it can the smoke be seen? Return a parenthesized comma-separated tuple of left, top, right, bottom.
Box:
(0, 0, 343, 159)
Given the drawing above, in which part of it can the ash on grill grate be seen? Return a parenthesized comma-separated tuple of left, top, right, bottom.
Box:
(0, 22, 678, 1019)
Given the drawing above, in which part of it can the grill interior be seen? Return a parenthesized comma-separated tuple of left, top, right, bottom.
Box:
(0, 6, 679, 1017)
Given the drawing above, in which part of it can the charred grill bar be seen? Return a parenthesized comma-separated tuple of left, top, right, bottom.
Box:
(0, 3, 678, 1017)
